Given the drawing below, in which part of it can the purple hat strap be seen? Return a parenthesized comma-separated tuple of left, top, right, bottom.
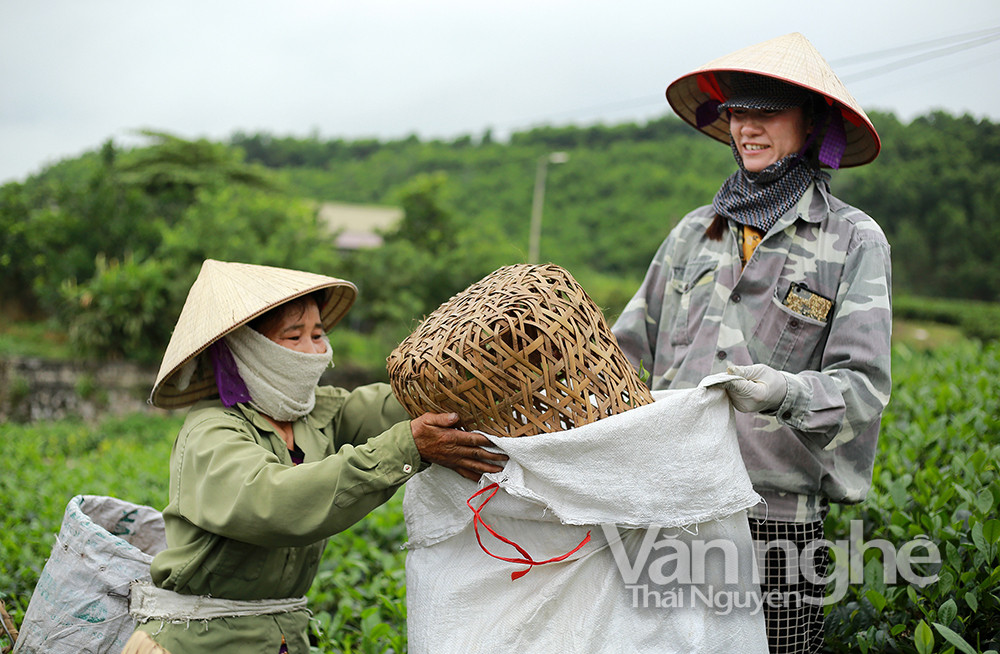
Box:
(208, 338, 252, 407)
(817, 108, 847, 169)
(797, 102, 847, 170)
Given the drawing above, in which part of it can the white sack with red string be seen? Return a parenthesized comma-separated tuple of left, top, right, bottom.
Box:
(403, 374, 768, 653)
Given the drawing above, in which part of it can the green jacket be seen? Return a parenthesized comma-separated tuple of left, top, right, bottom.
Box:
(138, 383, 423, 653)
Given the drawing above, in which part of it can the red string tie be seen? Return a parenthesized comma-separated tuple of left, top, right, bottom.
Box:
(466, 482, 591, 580)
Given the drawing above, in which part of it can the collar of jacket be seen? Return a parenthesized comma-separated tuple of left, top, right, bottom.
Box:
(231, 386, 340, 435)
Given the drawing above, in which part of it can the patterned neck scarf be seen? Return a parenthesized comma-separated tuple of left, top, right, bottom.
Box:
(712, 140, 828, 234)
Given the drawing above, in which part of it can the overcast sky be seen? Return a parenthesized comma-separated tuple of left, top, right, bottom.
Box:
(2, 1, 998, 185)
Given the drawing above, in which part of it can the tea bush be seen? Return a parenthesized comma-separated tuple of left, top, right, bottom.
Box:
(2, 340, 998, 652)
(825, 340, 1000, 653)
(0, 412, 411, 653)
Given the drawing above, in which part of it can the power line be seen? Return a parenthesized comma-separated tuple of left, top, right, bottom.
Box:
(841, 31, 1000, 83)
(857, 47, 998, 96)
(503, 27, 1000, 132)
(830, 26, 1000, 66)
(527, 95, 666, 123)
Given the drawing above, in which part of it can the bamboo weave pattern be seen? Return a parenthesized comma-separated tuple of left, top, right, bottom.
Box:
(387, 264, 653, 437)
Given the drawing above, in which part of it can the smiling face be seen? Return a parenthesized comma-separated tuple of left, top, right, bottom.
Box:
(728, 106, 810, 173)
(258, 298, 328, 354)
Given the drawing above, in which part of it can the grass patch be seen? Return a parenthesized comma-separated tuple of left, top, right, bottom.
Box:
(892, 319, 965, 350)
(0, 320, 75, 359)
(894, 295, 1000, 342)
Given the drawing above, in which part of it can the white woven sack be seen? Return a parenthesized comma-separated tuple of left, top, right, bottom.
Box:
(13, 495, 166, 654)
(404, 374, 769, 653)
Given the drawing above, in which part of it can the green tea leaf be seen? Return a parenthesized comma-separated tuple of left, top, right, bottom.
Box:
(965, 591, 978, 612)
(972, 521, 986, 553)
(976, 489, 996, 516)
(932, 622, 977, 654)
(983, 519, 1000, 544)
(866, 589, 887, 613)
(638, 359, 650, 384)
(953, 483, 975, 506)
(914, 620, 934, 654)
(937, 597, 957, 626)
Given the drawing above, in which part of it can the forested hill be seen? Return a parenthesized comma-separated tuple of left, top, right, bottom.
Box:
(1, 111, 997, 365)
(232, 110, 1000, 302)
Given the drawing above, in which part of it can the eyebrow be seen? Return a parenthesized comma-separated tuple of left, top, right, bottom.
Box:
(279, 321, 324, 335)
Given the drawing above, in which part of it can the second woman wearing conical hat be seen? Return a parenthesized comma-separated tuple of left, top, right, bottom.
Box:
(612, 33, 892, 652)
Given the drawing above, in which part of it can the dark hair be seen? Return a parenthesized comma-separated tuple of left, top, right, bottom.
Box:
(248, 290, 327, 335)
(705, 214, 728, 241)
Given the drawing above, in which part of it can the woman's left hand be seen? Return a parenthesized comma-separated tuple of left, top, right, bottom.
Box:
(723, 363, 787, 413)
(410, 412, 508, 481)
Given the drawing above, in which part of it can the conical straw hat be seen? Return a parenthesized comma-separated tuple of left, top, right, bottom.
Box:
(150, 259, 357, 409)
(666, 32, 880, 167)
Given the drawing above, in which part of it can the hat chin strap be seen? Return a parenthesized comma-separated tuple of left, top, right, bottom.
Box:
(210, 339, 252, 406)
(799, 103, 847, 169)
(225, 326, 332, 422)
(817, 108, 846, 169)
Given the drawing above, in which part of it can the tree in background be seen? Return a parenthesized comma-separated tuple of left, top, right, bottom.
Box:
(2, 112, 998, 366)
(117, 129, 279, 218)
(835, 112, 1000, 301)
(0, 141, 158, 319)
(0, 131, 342, 363)
(342, 172, 516, 341)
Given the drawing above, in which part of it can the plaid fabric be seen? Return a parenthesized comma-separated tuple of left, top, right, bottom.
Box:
(750, 519, 829, 654)
(712, 146, 826, 234)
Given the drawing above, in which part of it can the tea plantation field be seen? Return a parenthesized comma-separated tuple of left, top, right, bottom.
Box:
(2, 340, 998, 653)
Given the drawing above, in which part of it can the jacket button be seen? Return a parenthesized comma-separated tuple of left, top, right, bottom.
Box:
(403, 464, 413, 474)
(731, 293, 741, 303)
(789, 319, 800, 330)
(716, 351, 727, 360)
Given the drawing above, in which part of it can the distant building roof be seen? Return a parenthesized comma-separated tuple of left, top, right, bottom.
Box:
(318, 202, 404, 250)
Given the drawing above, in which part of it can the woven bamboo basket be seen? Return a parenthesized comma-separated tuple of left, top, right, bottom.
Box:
(387, 264, 653, 437)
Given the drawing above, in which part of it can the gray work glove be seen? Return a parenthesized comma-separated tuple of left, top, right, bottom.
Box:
(723, 363, 787, 414)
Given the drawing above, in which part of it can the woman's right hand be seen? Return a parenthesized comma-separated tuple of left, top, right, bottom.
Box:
(410, 412, 508, 482)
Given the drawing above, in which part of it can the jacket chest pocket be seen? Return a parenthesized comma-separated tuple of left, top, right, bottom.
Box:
(668, 261, 718, 346)
(750, 293, 831, 372)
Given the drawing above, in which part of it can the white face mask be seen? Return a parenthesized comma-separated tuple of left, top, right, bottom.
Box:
(225, 325, 332, 421)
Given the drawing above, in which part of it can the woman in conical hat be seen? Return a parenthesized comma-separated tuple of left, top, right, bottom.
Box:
(612, 33, 891, 651)
(135, 259, 506, 654)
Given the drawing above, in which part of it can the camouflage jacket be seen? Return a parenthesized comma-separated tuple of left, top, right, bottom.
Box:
(612, 181, 892, 522)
